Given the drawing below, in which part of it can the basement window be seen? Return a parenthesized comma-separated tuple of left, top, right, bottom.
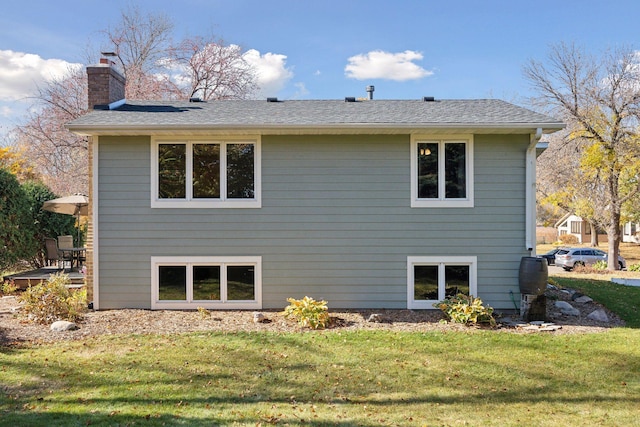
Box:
(407, 256, 477, 309)
(151, 256, 262, 310)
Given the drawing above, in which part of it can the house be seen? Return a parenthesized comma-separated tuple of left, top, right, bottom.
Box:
(555, 213, 639, 244)
(623, 222, 640, 243)
(66, 61, 564, 311)
(554, 214, 605, 244)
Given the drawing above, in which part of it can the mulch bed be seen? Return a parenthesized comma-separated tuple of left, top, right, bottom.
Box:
(0, 287, 624, 347)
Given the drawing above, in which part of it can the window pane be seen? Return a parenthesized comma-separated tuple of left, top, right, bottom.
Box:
(158, 266, 186, 300)
(227, 265, 255, 300)
(414, 265, 438, 300)
(417, 143, 438, 199)
(444, 265, 470, 297)
(158, 144, 186, 199)
(445, 143, 466, 198)
(227, 144, 255, 199)
(193, 266, 221, 300)
(193, 144, 220, 198)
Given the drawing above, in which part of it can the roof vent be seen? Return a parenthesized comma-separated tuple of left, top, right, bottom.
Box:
(345, 97, 357, 102)
(423, 96, 435, 102)
(366, 85, 375, 100)
(266, 97, 279, 102)
(189, 97, 203, 102)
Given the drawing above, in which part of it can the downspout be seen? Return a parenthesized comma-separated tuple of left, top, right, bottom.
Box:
(525, 128, 542, 254)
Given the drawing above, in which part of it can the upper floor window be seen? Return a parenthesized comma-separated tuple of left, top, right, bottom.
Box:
(411, 135, 473, 208)
(152, 138, 261, 208)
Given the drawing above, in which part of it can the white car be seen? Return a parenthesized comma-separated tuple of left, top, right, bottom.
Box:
(555, 248, 626, 271)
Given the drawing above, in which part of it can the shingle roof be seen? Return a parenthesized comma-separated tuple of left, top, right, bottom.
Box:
(66, 99, 564, 135)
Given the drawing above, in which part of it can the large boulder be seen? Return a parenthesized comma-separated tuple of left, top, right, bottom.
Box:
(555, 301, 580, 317)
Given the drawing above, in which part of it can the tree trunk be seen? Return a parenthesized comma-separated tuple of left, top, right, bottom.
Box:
(607, 211, 622, 271)
(589, 221, 599, 247)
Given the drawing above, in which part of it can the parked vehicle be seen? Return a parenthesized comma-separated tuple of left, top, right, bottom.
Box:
(539, 248, 565, 265)
(555, 248, 626, 271)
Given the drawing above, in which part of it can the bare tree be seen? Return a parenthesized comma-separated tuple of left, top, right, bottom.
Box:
(104, 6, 173, 77)
(15, 66, 88, 195)
(14, 7, 259, 196)
(169, 36, 257, 100)
(525, 43, 640, 269)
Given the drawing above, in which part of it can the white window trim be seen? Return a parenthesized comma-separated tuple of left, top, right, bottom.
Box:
(151, 256, 262, 310)
(151, 137, 261, 208)
(407, 256, 477, 309)
(410, 135, 474, 208)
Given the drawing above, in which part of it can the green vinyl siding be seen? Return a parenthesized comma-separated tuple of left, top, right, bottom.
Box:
(96, 134, 530, 310)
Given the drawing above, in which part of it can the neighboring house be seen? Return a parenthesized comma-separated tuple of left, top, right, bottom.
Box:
(554, 214, 600, 244)
(555, 213, 639, 244)
(623, 222, 640, 243)
(66, 61, 564, 311)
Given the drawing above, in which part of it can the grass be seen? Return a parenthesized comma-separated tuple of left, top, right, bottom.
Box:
(550, 276, 640, 328)
(2, 249, 639, 425)
(2, 329, 640, 426)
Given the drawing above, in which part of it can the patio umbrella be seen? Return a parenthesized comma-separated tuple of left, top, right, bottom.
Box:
(42, 194, 89, 245)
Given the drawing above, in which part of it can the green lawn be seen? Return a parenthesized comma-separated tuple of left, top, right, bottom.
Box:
(2, 328, 639, 426)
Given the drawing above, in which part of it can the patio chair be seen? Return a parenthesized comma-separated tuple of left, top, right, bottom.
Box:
(45, 238, 72, 270)
(57, 235, 73, 249)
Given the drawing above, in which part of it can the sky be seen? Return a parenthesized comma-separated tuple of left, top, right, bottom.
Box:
(2, 0, 640, 140)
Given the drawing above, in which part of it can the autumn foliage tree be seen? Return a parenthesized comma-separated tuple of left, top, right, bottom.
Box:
(526, 43, 640, 269)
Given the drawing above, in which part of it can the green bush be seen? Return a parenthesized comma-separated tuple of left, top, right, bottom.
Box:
(22, 181, 76, 267)
(628, 264, 640, 272)
(18, 272, 87, 324)
(434, 294, 496, 326)
(0, 168, 37, 271)
(592, 260, 608, 270)
(283, 296, 330, 329)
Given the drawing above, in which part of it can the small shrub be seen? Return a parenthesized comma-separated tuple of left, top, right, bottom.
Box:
(197, 306, 210, 319)
(1, 280, 18, 295)
(18, 272, 87, 324)
(558, 234, 579, 245)
(628, 263, 640, 272)
(592, 260, 608, 270)
(434, 294, 496, 327)
(283, 296, 330, 329)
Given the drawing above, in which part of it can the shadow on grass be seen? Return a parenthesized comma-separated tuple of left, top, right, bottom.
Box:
(2, 329, 640, 425)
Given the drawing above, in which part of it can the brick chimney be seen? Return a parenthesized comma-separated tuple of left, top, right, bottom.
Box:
(86, 58, 125, 110)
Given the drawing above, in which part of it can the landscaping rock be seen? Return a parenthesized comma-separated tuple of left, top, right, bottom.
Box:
(555, 301, 580, 316)
(574, 295, 593, 304)
(366, 313, 383, 323)
(50, 321, 78, 332)
(252, 312, 266, 323)
(587, 309, 609, 323)
(571, 292, 584, 301)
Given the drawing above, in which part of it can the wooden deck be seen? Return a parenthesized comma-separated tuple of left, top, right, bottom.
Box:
(2, 267, 85, 288)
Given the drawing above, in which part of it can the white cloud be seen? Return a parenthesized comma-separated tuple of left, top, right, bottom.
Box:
(0, 50, 81, 101)
(345, 50, 433, 81)
(291, 82, 309, 99)
(243, 49, 293, 97)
